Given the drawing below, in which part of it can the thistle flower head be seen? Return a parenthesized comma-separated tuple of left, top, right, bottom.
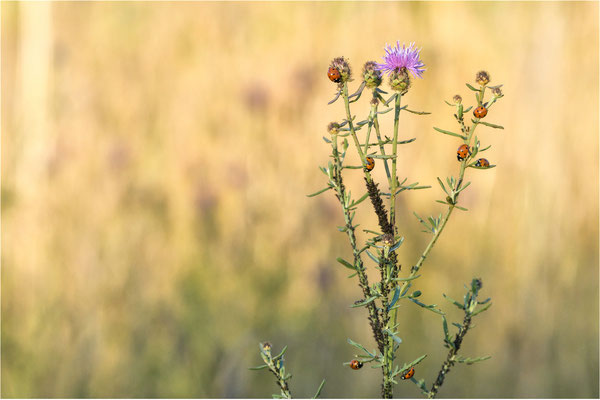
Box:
(362, 61, 382, 89)
(329, 57, 352, 84)
(376, 42, 425, 79)
(491, 86, 503, 98)
(475, 70, 490, 86)
(453, 94, 463, 104)
(327, 121, 340, 135)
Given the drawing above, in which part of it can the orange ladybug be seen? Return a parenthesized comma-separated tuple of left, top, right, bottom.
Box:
(401, 366, 415, 380)
(365, 157, 375, 171)
(457, 144, 470, 161)
(328, 67, 342, 83)
(475, 158, 490, 168)
(473, 106, 488, 119)
(350, 360, 363, 370)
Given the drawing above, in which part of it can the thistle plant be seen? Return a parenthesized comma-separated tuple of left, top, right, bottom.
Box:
(253, 42, 503, 398)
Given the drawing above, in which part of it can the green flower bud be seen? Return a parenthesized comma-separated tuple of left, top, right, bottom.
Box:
(389, 67, 411, 94)
(362, 61, 382, 89)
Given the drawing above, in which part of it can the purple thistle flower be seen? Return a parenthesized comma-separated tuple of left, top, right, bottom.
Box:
(376, 41, 425, 79)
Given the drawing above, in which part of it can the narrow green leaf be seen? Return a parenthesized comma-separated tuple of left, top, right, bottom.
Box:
(350, 296, 378, 308)
(454, 205, 469, 211)
(471, 302, 492, 316)
(398, 137, 416, 145)
(312, 379, 326, 399)
(433, 127, 467, 140)
(384, 93, 398, 106)
(404, 108, 431, 115)
(369, 154, 397, 159)
(409, 298, 445, 315)
(456, 355, 491, 365)
(336, 257, 356, 270)
(365, 250, 380, 264)
(328, 91, 341, 105)
(479, 121, 504, 129)
(272, 345, 288, 361)
(443, 293, 465, 309)
(392, 274, 421, 282)
(444, 100, 454, 106)
(347, 272, 358, 278)
(463, 105, 473, 113)
(376, 107, 394, 115)
(307, 187, 331, 197)
(442, 315, 450, 341)
(388, 287, 401, 310)
(322, 136, 331, 144)
(390, 237, 404, 252)
(455, 181, 471, 194)
(465, 83, 479, 91)
(350, 192, 370, 207)
(437, 177, 449, 195)
(248, 364, 269, 370)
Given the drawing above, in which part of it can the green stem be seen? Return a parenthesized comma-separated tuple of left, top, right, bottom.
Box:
(372, 92, 392, 187)
(389, 94, 402, 229)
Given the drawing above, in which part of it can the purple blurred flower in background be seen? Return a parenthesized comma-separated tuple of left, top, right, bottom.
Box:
(376, 42, 425, 78)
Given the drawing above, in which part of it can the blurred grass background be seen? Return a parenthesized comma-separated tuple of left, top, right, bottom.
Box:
(1, 2, 598, 398)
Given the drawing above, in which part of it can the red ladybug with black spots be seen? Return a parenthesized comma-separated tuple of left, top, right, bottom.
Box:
(328, 67, 342, 83)
(401, 366, 415, 380)
(473, 106, 488, 119)
(457, 144, 470, 161)
(350, 360, 363, 370)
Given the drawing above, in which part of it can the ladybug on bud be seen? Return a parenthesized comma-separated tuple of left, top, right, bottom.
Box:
(473, 106, 488, 119)
(349, 360, 363, 370)
(401, 366, 415, 380)
(328, 67, 342, 83)
(457, 144, 471, 161)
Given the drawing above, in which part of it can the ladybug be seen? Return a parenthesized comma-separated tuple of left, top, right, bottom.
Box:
(401, 366, 415, 380)
(328, 67, 342, 83)
(473, 106, 488, 119)
(457, 144, 471, 161)
(350, 360, 363, 370)
(365, 156, 375, 171)
(475, 158, 490, 168)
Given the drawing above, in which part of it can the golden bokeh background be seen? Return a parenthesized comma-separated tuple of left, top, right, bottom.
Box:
(2, 2, 598, 398)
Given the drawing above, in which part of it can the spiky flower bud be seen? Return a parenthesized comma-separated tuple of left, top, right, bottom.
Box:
(329, 57, 352, 84)
(475, 70, 490, 86)
(327, 122, 340, 135)
(453, 94, 462, 104)
(370, 97, 379, 106)
(362, 61, 382, 89)
(389, 67, 411, 94)
(473, 278, 483, 291)
(492, 86, 503, 98)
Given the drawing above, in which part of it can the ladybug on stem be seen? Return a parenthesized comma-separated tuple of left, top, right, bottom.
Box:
(349, 360, 363, 370)
(401, 366, 415, 380)
(365, 157, 375, 171)
(457, 144, 471, 161)
(328, 67, 342, 83)
(473, 106, 488, 119)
